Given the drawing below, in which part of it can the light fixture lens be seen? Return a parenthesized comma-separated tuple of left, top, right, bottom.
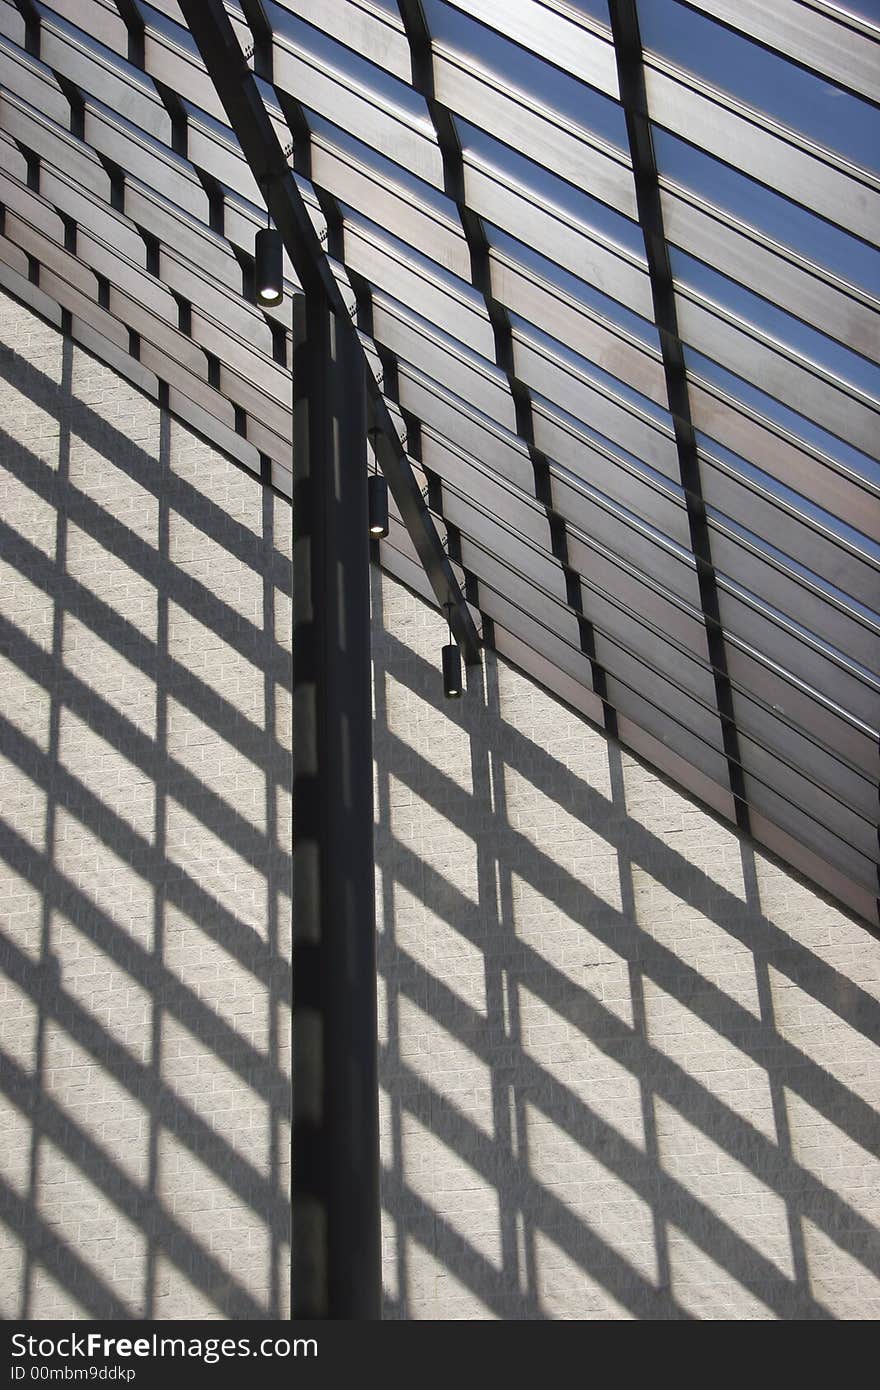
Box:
(368, 474, 389, 538)
(255, 227, 283, 307)
(442, 641, 462, 699)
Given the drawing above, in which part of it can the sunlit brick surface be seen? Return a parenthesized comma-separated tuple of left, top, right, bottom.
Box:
(372, 572, 880, 1321)
(0, 291, 291, 1319)
(1, 288, 879, 1320)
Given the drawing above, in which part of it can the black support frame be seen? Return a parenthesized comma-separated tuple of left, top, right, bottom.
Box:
(177, 0, 481, 666)
(174, 0, 392, 1319)
(0, 0, 872, 928)
(608, 0, 750, 833)
(395, 0, 619, 735)
(290, 290, 381, 1320)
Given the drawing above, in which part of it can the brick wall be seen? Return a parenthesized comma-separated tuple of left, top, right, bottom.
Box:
(0, 290, 291, 1319)
(371, 576, 880, 1319)
(1, 288, 878, 1320)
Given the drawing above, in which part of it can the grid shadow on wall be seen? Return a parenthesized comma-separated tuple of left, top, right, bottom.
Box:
(0, 291, 878, 1320)
(371, 570, 880, 1320)
(0, 295, 291, 1318)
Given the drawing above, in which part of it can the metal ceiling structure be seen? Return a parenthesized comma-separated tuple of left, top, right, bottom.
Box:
(0, 0, 877, 927)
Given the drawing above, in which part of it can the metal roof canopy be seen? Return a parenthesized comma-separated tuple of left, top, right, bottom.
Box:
(0, 0, 876, 926)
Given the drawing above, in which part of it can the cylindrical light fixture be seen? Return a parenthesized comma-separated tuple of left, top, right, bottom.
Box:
(442, 640, 462, 698)
(255, 226, 283, 306)
(368, 473, 389, 537)
(442, 602, 462, 698)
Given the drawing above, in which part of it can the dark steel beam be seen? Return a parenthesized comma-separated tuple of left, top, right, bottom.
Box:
(238, 0, 273, 83)
(177, 0, 481, 664)
(608, 0, 751, 833)
(2, 209, 871, 884)
(395, 0, 616, 729)
(178, 0, 386, 1318)
(290, 290, 381, 1319)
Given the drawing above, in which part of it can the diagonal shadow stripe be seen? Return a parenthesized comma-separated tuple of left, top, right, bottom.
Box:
(0, 1172, 132, 1320)
(378, 712, 880, 1159)
(0, 428, 292, 688)
(0, 1047, 278, 1320)
(0, 604, 290, 794)
(382, 1045, 835, 1320)
(0, 343, 291, 595)
(381, 935, 880, 1290)
(378, 1163, 538, 1320)
(0, 813, 290, 1098)
(0, 739, 291, 1010)
(382, 623, 880, 1026)
(0, 636, 292, 884)
(0, 929, 290, 1234)
(378, 1090, 693, 1320)
(0, 511, 290, 699)
(379, 829, 880, 1270)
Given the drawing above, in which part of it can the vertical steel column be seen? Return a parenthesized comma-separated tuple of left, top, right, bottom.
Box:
(291, 292, 381, 1319)
(608, 0, 750, 833)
